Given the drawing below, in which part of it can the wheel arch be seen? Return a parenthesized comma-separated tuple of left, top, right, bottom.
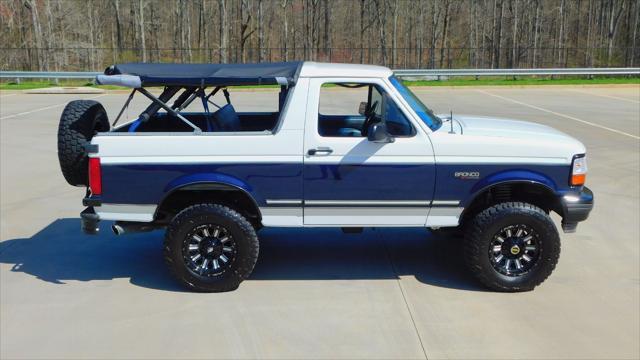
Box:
(460, 179, 562, 226)
(155, 178, 262, 226)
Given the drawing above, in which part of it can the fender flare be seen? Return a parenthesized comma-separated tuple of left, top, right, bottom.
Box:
(155, 173, 262, 220)
(461, 169, 560, 209)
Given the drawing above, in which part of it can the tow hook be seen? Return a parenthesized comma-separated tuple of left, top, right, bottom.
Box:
(81, 207, 100, 235)
(562, 222, 578, 233)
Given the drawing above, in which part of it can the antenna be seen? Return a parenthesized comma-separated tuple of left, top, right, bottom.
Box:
(449, 110, 454, 134)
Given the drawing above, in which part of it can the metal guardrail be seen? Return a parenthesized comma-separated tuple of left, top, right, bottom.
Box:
(0, 71, 101, 82)
(1, 68, 638, 83)
(394, 67, 640, 77)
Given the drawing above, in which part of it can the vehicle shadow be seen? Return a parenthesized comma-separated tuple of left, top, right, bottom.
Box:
(0, 218, 485, 292)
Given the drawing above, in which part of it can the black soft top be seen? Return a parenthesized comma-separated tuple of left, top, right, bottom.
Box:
(102, 62, 303, 87)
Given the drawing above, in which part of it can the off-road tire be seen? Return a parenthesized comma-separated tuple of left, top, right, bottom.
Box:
(164, 204, 259, 292)
(57, 100, 109, 186)
(463, 202, 560, 292)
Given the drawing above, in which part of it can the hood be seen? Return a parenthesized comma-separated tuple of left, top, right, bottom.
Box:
(432, 114, 586, 162)
(453, 115, 573, 140)
(436, 114, 582, 141)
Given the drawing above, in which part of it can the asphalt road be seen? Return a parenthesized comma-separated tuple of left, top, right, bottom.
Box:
(1, 85, 639, 359)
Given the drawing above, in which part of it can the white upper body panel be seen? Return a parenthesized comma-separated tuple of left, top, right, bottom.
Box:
(92, 78, 310, 163)
(299, 62, 393, 79)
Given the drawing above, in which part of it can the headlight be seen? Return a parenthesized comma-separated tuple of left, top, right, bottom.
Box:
(570, 155, 587, 186)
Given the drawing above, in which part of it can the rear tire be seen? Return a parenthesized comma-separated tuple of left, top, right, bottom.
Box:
(463, 202, 560, 292)
(164, 204, 259, 292)
(57, 100, 109, 186)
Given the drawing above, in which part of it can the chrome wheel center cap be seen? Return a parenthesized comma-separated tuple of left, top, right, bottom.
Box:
(510, 245, 521, 255)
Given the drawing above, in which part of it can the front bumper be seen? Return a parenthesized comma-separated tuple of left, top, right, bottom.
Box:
(560, 186, 594, 233)
(81, 206, 100, 235)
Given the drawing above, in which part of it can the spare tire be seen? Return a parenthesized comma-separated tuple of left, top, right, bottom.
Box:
(57, 100, 110, 186)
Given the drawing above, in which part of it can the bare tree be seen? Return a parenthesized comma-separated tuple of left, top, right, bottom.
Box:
(23, 0, 43, 70)
(438, 0, 451, 68)
(239, 0, 254, 62)
(134, 0, 146, 62)
(428, 0, 442, 68)
(631, 0, 639, 66)
(607, 0, 626, 65)
(184, 0, 192, 62)
(391, 0, 399, 67)
(281, 0, 289, 61)
(257, 0, 264, 61)
(359, 0, 366, 63)
(511, 0, 519, 68)
(87, 1, 95, 70)
(323, 0, 330, 59)
(219, 0, 228, 62)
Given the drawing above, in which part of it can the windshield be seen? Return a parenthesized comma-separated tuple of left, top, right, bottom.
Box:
(388, 76, 442, 131)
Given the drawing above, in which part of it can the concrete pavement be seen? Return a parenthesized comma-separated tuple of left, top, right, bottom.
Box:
(1, 85, 638, 359)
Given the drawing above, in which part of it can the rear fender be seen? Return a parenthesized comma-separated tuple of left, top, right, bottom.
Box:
(163, 173, 261, 204)
(154, 173, 263, 222)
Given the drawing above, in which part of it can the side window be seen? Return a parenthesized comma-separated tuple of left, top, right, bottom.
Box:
(382, 93, 414, 136)
(318, 82, 413, 138)
(318, 83, 369, 137)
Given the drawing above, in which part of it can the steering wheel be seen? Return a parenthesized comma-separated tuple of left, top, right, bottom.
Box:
(361, 100, 379, 136)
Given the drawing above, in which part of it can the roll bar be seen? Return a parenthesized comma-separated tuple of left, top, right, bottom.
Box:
(108, 83, 287, 134)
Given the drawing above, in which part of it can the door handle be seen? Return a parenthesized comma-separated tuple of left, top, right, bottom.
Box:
(307, 147, 333, 156)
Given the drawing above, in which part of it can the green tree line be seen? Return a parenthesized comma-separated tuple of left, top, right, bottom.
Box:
(1, 0, 638, 71)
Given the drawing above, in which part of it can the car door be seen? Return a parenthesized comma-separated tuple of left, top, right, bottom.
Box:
(303, 77, 435, 226)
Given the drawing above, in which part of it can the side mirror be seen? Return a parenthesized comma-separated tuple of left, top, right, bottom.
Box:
(358, 101, 368, 115)
(367, 123, 395, 143)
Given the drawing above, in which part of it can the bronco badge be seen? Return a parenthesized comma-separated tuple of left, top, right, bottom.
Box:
(454, 171, 480, 180)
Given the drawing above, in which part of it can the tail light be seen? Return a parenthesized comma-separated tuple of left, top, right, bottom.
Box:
(88, 157, 102, 195)
(570, 155, 587, 186)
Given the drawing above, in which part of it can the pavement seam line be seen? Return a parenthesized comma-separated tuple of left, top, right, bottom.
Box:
(380, 235, 429, 360)
(475, 89, 640, 140)
(567, 89, 640, 104)
(0, 94, 108, 120)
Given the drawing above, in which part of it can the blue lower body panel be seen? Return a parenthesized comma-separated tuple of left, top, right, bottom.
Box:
(303, 163, 435, 201)
(99, 161, 572, 221)
(100, 163, 303, 206)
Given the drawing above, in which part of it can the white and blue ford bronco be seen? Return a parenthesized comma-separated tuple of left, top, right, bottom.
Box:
(57, 62, 593, 292)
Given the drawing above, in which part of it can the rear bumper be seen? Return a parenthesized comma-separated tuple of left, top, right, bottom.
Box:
(560, 186, 594, 233)
(81, 206, 100, 235)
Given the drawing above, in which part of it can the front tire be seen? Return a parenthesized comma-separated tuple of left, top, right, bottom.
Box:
(164, 204, 259, 292)
(463, 202, 560, 292)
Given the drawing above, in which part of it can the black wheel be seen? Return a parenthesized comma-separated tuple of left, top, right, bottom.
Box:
(164, 204, 259, 292)
(57, 100, 109, 186)
(463, 202, 560, 292)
